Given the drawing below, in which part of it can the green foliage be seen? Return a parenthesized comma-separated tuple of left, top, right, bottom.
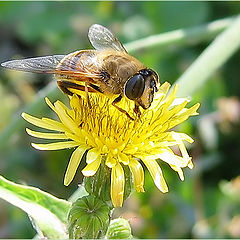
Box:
(0, 175, 71, 238)
(0, 1, 240, 239)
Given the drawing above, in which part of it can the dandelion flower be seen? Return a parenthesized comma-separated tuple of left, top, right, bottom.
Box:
(22, 82, 199, 207)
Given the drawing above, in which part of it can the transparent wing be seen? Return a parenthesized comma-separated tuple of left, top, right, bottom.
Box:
(1, 53, 103, 84)
(1, 55, 65, 73)
(88, 24, 127, 53)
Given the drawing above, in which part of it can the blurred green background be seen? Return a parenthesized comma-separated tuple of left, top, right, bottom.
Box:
(0, 1, 240, 238)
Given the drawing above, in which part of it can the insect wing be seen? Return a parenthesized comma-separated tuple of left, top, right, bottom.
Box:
(1, 53, 102, 82)
(1, 55, 65, 73)
(88, 24, 127, 53)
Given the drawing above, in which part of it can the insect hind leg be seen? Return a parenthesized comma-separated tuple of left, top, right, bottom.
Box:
(57, 80, 102, 108)
(57, 80, 97, 95)
(84, 82, 92, 108)
(57, 81, 74, 96)
(112, 95, 134, 120)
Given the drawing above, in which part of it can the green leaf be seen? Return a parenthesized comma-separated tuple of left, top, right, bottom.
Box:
(125, 16, 235, 52)
(0, 175, 71, 238)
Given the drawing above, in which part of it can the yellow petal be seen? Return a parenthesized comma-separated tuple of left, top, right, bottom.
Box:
(82, 129, 97, 147)
(64, 145, 89, 186)
(145, 148, 189, 168)
(168, 103, 200, 129)
(64, 131, 85, 143)
(142, 159, 168, 193)
(169, 100, 189, 116)
(105, 153, 117, 168)
(70, 94, 81, 110)
(124, 145, 139, 155)
(129, 158, 144, 192)
(22, 113, 66, 131)
(56, 100, 71, 113)
(188, 159, 194, 169)
(54, 102, 77, 128)
(171, 97, 190, 106)
(82, 155, 101, 176)
(170, 132, 194, 143)
(170, 164, 184, 181)
(42, 118, 67, 131)
(51, 101, 80, 136)
(45, 97, 56, 113)
(118, 153, 129, 165)
(160, 82, 171, 93)
(150, 85, 177, 123)
(68, 88, 86, 98)
(26, 128, 67, 140)
(31, 141, 79, 150)
(171, 132, 192, 162)
(111, 163, 124, 207)
(95, 137, 104, 149)
(86, 148, 101, 164)
(160, 100, 188, 125)
(162, 84, 178, 109)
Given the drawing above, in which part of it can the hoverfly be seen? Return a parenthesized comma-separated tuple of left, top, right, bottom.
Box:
(1, 24, 159, 120)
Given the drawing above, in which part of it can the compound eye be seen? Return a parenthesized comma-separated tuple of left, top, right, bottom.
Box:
(125, 74, 145, 100)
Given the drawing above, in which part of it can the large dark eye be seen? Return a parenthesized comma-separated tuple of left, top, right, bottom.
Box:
(124, 74, 145, 100)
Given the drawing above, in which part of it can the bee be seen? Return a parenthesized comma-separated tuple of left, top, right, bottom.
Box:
(1, 24, 159, 120)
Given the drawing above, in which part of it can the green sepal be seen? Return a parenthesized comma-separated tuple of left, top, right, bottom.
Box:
(106, 218, 132, 239)
(84, 161, 133, 207)
(84, 160, 112, 202)
(68, 195, 111, 239)
(122, 164, 132, 202)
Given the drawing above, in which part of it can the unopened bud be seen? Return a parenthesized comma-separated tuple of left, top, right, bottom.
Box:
(68, 195, 110, 239)
(106, 218, 132, 239)
(84, 162, 132, 207)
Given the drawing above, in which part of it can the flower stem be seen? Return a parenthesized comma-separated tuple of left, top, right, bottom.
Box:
(125, 16, 236, 52)
(175, 15, 240, 97)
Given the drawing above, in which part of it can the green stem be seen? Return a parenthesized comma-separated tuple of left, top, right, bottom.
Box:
(175, 15, 240, 97)
(125, 16, 236, 52)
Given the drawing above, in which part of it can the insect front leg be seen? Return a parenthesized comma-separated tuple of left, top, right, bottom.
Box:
(133, 103, 141, 118)
(112, 95, 134, 121)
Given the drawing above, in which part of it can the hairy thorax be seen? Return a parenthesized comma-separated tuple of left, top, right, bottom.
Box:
(56, 49, 145, 97)
(99, 50, 145, 95)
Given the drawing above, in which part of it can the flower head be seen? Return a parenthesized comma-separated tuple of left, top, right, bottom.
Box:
(22, 82, 199, 207)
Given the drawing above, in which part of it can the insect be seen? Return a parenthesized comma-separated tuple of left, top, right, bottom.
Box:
(1, 24, 159, 120)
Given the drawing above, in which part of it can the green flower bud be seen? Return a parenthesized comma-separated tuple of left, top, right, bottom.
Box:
(106, 218, 132, 239)
(84, 161, 133, 207)
(122, 165, 132, 202)
(84, 160, 112, 202)
(68, 195, 111, 239)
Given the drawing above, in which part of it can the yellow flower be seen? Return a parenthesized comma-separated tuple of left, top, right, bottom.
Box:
(22, 82, 199, 207)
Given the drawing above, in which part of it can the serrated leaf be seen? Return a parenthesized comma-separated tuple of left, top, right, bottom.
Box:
(0, 175, 71, 238)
